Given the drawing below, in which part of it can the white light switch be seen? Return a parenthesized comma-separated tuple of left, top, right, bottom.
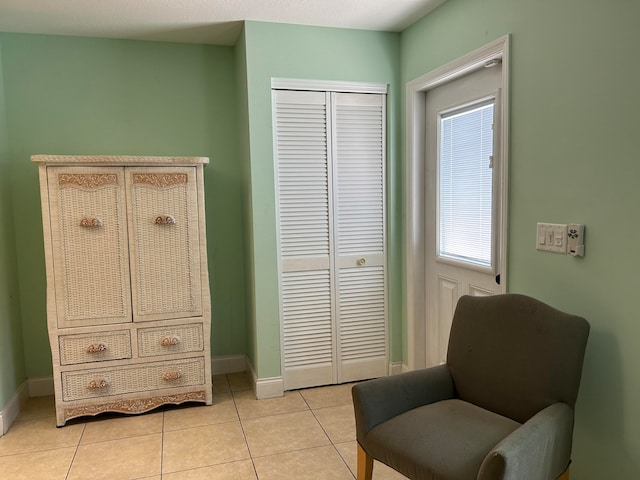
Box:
(538, 228, 546, 245)
(554, 230, 563, 247)
(536, 223, 567, 254)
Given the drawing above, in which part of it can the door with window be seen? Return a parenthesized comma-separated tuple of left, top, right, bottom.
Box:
(425, 64, 505, 366)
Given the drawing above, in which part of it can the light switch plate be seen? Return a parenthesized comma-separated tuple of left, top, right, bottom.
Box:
(536, 223, 567, 254)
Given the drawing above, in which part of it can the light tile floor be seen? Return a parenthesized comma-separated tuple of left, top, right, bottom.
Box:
(0, 373, 408, 479)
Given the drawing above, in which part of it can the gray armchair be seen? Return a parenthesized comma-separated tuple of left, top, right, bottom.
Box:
(352, 294, 590, 480)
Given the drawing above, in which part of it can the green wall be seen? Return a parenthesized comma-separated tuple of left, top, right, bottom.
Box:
(0, 39, 25, 408)
(242, 21, 402, 378)
(401, 0, 640, 478)
(234, 27, 256, 370)
(0, 33, 246, 378)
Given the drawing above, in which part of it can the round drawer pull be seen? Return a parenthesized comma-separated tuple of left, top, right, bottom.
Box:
(154, 214, 176, 225)
(88, 379, 109, 390)
(163, 371, 182, 381)
(86, 343, 107, 353)
(160, 336, 181, 346)
(357, 258, 366, 266)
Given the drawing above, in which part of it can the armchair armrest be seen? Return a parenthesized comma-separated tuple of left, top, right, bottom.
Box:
(478, 402, 574, 480)
(352, 364, 454, 443)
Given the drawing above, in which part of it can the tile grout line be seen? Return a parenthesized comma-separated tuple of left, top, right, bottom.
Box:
(306, 402, 357, 479)
(233, 378, 343, 477)
(11, 380, 360, 479)
(160, 409, 165, 478)
(64, 422, 86, 480)
(228, 374, 260, 480)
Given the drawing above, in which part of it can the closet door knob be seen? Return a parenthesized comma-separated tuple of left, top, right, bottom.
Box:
(357, 258, 366, 266)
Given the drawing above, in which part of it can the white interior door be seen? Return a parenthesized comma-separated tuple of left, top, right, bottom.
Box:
(333, 93, 387, 383)
(425, 64, 505, 366)
(274, 90, 336, 390)
(274, 87, 388, 390)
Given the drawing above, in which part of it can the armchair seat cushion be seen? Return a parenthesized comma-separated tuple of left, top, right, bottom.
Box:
(364, 399, 521, 480)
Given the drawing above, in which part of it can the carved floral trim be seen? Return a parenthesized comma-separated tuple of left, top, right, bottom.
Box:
(59, 173, 118, 188)
(63, 391, 207, 422)
(133, 173, 188, 187)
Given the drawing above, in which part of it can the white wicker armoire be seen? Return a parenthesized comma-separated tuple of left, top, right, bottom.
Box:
(33, 155, 213, 426)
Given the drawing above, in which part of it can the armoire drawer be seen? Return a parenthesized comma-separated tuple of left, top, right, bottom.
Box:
(59, 330, 132, 365)
(61, 357, 205, 401)
(137, 323, 204, 357)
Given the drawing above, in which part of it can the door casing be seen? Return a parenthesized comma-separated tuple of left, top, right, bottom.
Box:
(405, 35, 510, 370)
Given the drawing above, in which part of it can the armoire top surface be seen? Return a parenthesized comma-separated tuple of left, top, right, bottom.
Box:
(31, 154, 209, 165)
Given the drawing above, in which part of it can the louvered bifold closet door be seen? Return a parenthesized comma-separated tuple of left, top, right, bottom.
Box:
(274, 90, 336, 390)
(333, 93, 387, 383)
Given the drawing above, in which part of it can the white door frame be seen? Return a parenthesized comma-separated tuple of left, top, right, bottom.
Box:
(405, 35, 510, 370)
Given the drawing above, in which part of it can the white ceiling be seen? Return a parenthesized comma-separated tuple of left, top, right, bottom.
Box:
(0, 0, 446, 46)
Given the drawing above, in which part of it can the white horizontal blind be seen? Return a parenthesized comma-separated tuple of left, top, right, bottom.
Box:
(439, 99, 494, 268)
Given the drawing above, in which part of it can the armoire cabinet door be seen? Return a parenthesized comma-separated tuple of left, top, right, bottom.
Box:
(46, 167, 132, 328)
(126, 166, 203, 322)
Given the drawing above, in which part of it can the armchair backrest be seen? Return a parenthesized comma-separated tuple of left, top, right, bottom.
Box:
(447, 294, 590, 424)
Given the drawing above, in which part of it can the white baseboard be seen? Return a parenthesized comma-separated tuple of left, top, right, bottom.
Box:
(27, 376, 54, 397)
(246, 359, 284, 399)
(389, 362, 409, 375)
(254, 377, 285, 399)
(0, 381, 29, 436)
(212, 354, 247, 375)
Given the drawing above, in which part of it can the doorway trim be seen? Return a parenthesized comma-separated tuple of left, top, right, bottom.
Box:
(405, 35, 510, 370)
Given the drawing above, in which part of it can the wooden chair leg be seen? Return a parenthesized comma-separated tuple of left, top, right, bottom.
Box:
(357, 443, 373, 480)
(556, 465, 570, 480)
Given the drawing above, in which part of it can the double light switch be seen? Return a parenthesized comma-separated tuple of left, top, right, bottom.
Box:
(537, 223, 567, 254)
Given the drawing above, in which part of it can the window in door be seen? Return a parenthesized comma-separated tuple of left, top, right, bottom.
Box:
(438, 98, 496, 272)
